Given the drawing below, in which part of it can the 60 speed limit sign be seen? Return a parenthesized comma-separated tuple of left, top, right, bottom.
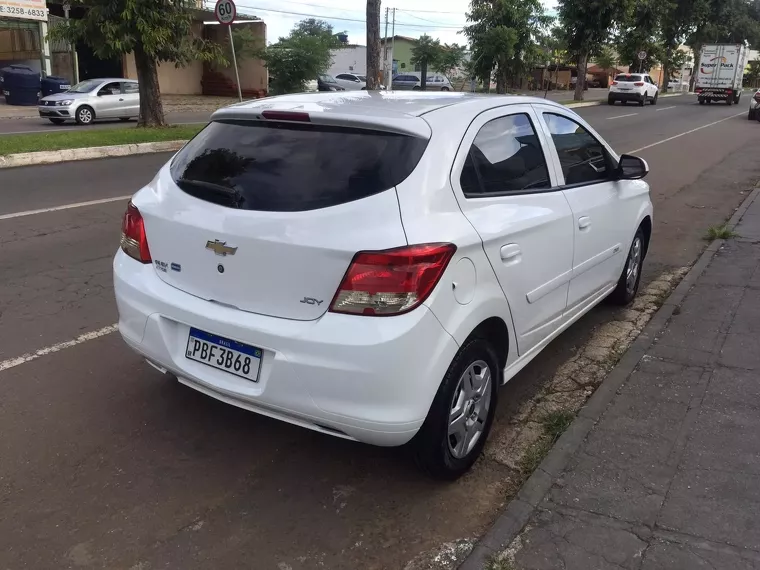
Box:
(215, 0, 236, 25)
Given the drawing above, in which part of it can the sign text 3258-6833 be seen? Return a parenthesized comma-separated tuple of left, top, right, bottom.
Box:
(0, 0, 47, 21)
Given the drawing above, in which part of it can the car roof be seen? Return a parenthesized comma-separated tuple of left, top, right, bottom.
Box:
(211, 92, 570, 138)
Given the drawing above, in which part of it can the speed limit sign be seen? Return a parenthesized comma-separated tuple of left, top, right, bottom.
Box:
(215, 0, 236, 25)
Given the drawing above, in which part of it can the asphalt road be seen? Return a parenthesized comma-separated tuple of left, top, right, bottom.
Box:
(1, 93, 759, 570)
(0, 110, 212, 135)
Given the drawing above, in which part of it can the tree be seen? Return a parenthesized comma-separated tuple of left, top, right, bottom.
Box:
(557, 0, 631, 100)
(411, 35, 444, 90)
(227, 26, 264, 68)
(49, 0, 226, 127)
(366, 0, 381, 90)
(595, 46, 618, 85)
(257, 19, 344, 95)
(438, 43, 468, 80)
(659, 0, 709, 94)
(464, 0, 552, 94)
(747, 60, 760, 88)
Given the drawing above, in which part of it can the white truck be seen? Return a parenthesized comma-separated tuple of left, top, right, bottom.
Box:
(695, 43, 748, 105)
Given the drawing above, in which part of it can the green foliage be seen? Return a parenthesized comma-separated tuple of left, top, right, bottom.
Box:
(595, 46, 619, 74)
(411, 34, 444, 89)
(558, 0, 629, 60)
(48, 0, 225, 67)
(438, 43, 468, 78)
(464, 0, 552, 93)
(257, 18, 345, 95)
(228, 26, 264, 68)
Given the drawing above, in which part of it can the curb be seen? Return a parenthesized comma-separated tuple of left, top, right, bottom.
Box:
(0, 140, 186, 169)
(458, 186, 760, 570)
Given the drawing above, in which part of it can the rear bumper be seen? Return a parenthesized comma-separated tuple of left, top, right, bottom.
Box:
(113, 250, 460, 447)
(608, 91, 645, 101)
(695, 89, 736, 99)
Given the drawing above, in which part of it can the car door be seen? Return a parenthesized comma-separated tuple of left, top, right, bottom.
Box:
(121, 81, 140, 117)
(534, 106, 638, 315)
(92, 81, 123, 118)
(450, 105, 574, 355)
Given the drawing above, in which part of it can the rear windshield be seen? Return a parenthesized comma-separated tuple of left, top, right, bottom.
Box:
(170, 120, 429, 212)
(614, 74, 642, 82)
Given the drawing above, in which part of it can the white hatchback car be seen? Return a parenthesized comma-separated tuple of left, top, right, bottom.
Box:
(115, 92, 652, 479)
(608, 73, 660, 106)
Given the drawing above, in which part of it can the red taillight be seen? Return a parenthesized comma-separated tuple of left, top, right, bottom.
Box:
(753, 91, 760, 101)
(727, 89, 733, 94)
(120, 202, 151, 263)
(329, 243, 456, 316)
(696, 88, 702, 93)
(634, 82, 644, 86)
(261, 110, 311, 122)
(611, 81, 618, 86)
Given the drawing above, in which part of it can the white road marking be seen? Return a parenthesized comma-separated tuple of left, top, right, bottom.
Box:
(628, 111, 746, 154)
(0, 324, 118, 372)
(656, 106, 676, 112)
(607, 113, 638, 120)
(0, 195, 131, 221)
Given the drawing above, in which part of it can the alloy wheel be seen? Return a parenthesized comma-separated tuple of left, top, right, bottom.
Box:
(448, 360, 492, 459)
(626, 236, 643, 296)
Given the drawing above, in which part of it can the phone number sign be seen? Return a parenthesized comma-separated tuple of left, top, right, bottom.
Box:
(0, 0, 47, 21)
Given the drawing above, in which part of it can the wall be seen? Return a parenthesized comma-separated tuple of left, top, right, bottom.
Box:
(384, 38, 414, 73)
(206, 20, 267, 92)
(329, 45, 366, 76)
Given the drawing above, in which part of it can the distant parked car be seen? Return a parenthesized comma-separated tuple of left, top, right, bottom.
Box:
(317, 74, 345, 92)
(334, 73, 368, 90)
(392, 73, 453, 91)
(38, 78, 139, 125)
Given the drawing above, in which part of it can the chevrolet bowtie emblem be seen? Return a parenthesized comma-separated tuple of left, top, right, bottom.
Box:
(205, 240, 238, 257)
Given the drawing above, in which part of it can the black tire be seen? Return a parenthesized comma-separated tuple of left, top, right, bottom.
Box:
(412, 86, 421, 91)
(441, 86, 450, 91)
(699, 98, 705, 105)
(755, 109, 760, 123)
(413, 337, 500, 480)
(735, 92, 742, 104)
(622, 100, 628, 105)
(75, 105, 95, 125)
(651, 92, 658, 105)
(608, 228, 645, 305)
(748, 109, 756, 121)
(608, 97, 615, 105)
(638, 95, 646, 106)
(48, 118, 66, 125)
(707, 99, 712, 104)
(727, 96, 733, 106)
(118, 117, 132, 122)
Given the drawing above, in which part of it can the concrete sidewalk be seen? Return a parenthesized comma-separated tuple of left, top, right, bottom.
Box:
(478, 192, 760, 569)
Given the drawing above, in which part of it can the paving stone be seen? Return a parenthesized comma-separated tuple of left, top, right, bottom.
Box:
(513, 509, 647, 570)
(647, 342, 717, 367)
(681, 405, 760, 476)
(659, 468, 760, 551)
(700, 243, 760, 287)
(677, 284, 744, 324)
(719, 333, 760, 370)
(704, 367, 760, 412)
(728, 288, 760, 334)
(735, 216, 760, 240)
(641, 539, 758, 570)
(549, 449, 669, 525)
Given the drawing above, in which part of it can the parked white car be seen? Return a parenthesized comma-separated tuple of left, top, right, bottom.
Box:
(114, 92, 653, 479)
(334, 72, 368, 90)
(608, 73, 660, 106)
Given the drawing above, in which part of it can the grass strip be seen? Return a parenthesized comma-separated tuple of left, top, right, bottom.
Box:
(0, 124, 204, 156)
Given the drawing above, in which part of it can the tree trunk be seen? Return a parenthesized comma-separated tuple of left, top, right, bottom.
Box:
(134, 45, 165, 127)
(365, 0, 381, 90)
(661, 45, 672, 94)
(496, 62, 506, 94)
(574, 52, 587, 101)
(420, 61, 428, 91)
(689, 43, 701, 92)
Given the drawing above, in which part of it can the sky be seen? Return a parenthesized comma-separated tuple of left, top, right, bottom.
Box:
(224, 0, 557, 46)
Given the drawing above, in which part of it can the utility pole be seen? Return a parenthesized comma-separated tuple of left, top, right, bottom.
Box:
(383, 7, 389, 86)
(366, 0, 381, 90)
(387, 8, 395, 89)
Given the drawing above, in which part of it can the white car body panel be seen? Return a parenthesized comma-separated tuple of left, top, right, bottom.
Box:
(114, 91, 653, 448)
(608, 74, 659, 103)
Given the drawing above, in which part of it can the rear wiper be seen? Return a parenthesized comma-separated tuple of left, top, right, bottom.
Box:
(176, 178, 236, 195)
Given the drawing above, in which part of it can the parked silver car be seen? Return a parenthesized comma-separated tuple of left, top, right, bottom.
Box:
(38, 78, 140, 125)
(391, 72, 452, 91)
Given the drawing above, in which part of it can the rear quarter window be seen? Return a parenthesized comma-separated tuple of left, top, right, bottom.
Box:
(170, 120, 429, 212)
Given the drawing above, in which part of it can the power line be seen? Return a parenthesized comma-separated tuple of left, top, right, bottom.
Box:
(394, 9, 464, 26)
(233, 4, 465, 29)
(246, 0, 466, 16)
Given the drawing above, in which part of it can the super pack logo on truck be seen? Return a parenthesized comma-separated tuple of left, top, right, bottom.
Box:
(701, 56, 735, 74)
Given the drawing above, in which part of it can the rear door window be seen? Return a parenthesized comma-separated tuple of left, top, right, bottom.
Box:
(170, 120, 429, 212)
(460, 113, 551, 196)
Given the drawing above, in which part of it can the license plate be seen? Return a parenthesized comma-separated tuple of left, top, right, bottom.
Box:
(185, 328, 262, 382)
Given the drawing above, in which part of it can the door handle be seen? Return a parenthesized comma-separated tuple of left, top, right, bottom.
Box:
(578, 216, 591, 230)
(500, 244, 521, 262)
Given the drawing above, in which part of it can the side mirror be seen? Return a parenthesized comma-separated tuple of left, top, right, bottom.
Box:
(617, 154, 649, 180)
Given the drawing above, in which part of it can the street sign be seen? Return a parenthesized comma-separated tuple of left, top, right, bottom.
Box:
(638, 51, 647, 60)
(214, 0, 242, 102)
(215, 0, 236, 25)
